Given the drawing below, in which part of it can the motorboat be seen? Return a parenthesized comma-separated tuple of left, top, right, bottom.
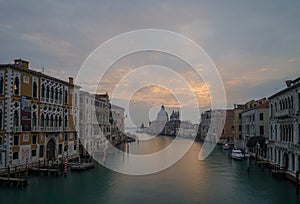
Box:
(223, 143, 230, 150)
(231, 149, 244, 160)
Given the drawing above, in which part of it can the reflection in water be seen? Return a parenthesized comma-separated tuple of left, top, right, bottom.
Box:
(0, 135, 299, 204)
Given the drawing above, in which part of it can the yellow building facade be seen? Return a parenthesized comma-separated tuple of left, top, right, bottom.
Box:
(0, 59, 79, 168)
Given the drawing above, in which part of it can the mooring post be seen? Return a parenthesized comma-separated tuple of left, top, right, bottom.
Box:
(247, 156, 250, 173)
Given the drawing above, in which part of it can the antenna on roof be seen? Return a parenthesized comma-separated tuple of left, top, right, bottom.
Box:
(42, 67, 44, 73)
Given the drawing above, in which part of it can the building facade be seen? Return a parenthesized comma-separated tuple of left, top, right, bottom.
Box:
(241, 98, 269, 157)
(268, 78, 300, 176)
(0, 59, 79, 169)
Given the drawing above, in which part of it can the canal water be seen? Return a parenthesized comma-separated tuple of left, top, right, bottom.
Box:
(0, 135, 299, 204)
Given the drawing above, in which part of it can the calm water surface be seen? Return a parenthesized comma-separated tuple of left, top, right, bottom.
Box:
(0, 136, 299, 204)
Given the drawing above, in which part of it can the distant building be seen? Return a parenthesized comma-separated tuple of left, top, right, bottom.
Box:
(197, 109, 234, 143)
(241, 98, 269, 157)
(0, 59, 79, 169)
(111, 104, 125, 133)
(268, 78, 300, 176)
(79, 91, 111, 156)
(233, 104, 245, 141)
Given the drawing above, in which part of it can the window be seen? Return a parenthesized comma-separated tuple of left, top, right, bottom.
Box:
(41, 84, 45, 98)
(74, 134, 78, 140)
(32, 135, 37, 144)
(23, 135, 29, 142)
(46, 86, 50, 99)
(13, 135, 19, 145)
(32, 112, 37, 127)
(31, 150, 37, 157)
(238, 113, 241, 119)
(13, 152, 19, 160)
(238, 125, 242, 131)
(14, 77, 19, 95)
(41, 114, 45, 127)
(58, 144, 63, 155)
(75, 93, 78, 105)
(74, 145, 77, 150)
(32, 81, 37, 98)
(64, 134, 68, 141)
(39, 145, 44, 158)
(64, 115, 68, 127)
(0, 76, 4, 95)
(13, 110, 19, 126)
(64, 89, 68, 104)
(259, 113, 264, 121)
(260, 126, 264, 135)
(0, 136, 2, 145)
(23, 76, 29, 84)
(0, 109, 2, 129)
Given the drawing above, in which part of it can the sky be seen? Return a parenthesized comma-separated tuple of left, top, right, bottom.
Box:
(1, 0, 300, 125)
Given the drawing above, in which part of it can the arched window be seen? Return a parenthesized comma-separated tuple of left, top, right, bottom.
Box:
(55, 115, 58, 127)
(59, 116, 62, 127)
(0, 76, 4, 95)
(59, 89, 62, 104)
(51, 87, 54, 100)
(291, 96, 294, 109)
(0, 109, 2, 129)
(41, 114, 45, 127)
(46, 86, 50, 99)
(33, 81, 37, 98)
(46, 115, 49, 127)
(41, 84, 45, 98)
(55, 89, 58, 101)
(50, 115, 54, 127)
(13, 110, 19, 126)
(64, 89, 68, 104)
(64, 115, 68, 127)
(32, 112, 37, 127)
(14, 77, 19, 95)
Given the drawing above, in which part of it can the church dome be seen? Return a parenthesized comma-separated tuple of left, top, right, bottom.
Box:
(156, 105, 168, 121)
(170, 111, 177, 120)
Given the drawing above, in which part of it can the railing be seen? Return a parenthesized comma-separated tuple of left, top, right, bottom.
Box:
(32, 126, 41, 132)
(12, 126, 22, 132)
(274, 109, 294, 118)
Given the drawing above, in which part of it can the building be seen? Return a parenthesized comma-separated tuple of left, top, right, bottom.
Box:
(79, 91, 111, 156)
(111, 104, 125, 133)
(197, 109, 234, 143)
(241, 98, 269, 157)
(0, 59, 79, 169)
(232, 104, 245, 148)
(268, 78, 300, 177)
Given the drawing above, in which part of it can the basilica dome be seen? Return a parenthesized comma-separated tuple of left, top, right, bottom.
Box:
(156, 105, 169, 122)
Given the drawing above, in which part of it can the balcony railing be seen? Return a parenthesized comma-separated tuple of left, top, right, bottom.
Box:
(12, 126, 22, 132)
(32, 126, 41, 132)
(274, 109, 294, 118)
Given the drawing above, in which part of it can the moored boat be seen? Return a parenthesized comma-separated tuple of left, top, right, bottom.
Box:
(231, 149, 244, 160)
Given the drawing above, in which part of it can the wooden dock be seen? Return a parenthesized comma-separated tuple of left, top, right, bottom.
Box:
(29, 167, 62, 176)
(0, 177, 28, 188)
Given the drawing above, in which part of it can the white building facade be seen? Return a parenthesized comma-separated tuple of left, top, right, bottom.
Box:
(268, 78, 300, 176)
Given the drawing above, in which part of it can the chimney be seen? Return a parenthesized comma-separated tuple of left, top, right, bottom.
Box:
(69, 77, 74, 84)
(285, 80, 292, 87)
(14, 59, 29, 69)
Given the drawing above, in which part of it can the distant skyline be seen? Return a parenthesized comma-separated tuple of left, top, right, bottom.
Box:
(1, 0, 300, 125)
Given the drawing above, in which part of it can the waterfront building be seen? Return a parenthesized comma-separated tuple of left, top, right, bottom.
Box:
(233, 104, 245, 148)
(268, 78, 300, 177)
(0, 59, 79, 169)
(197, 109, 234, 143)
(111, 104, 125, 133)
(241, 98, 269, 157)
(79, 91, 111, 156)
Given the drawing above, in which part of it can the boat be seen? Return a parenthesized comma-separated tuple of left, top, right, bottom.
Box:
(223, 143, 230, 150)
(231, 149, 244, 160)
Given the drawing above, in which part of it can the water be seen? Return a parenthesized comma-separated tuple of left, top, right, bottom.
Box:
(0, 136, 299, 204)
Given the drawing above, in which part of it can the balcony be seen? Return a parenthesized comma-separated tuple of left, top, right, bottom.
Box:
(32, 126, 41, 132)
(274, 109, 294, 118)
(12, 126, 22, 132)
